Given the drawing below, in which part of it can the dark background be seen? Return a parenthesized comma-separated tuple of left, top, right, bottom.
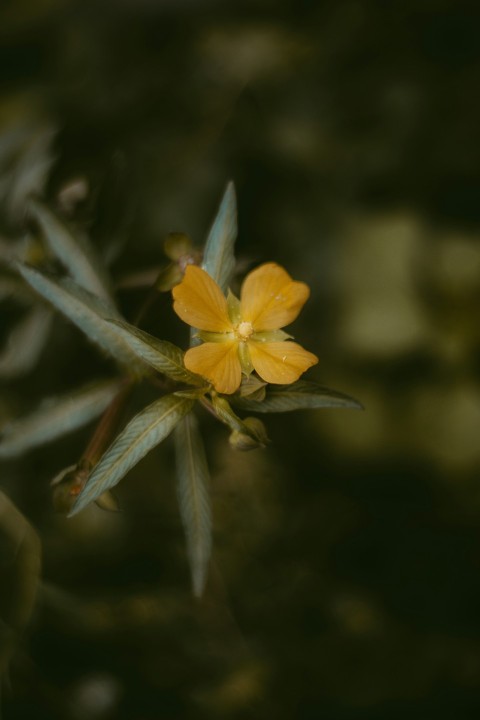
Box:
(1, 0, 480, 718)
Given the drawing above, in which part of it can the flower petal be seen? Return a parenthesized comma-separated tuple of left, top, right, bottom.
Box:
(240, 263, 310, 330)
(184, 341, 241, 394)
(173, 265, 232, 332)
(248, 340, 318, 385)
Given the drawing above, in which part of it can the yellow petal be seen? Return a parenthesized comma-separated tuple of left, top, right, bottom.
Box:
(172, 265, 232, 332)
(184, 341, 241, 394)
(240, 263, 310, 330)
(248, 340, 318, 385)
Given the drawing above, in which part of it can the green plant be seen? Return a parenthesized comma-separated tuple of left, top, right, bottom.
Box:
(1, 182, 361, 597)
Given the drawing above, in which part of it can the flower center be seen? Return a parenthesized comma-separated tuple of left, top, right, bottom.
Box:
(235, 321, 254, 341)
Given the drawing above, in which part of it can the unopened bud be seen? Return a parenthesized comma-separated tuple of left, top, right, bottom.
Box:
(155, 263, 183, 291)
(51, 460, 90, 514)
(229, 417, 268, 451)
(95, 491, 120, 513)
(163, 232, 192, 261)
(158, 234, 202, 291)
(56, 176, 89, 215)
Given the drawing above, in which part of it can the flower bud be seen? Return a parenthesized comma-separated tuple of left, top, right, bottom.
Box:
(158, 233, 202, 291)
(51, 461, 90, 514)
(95, 491, 120, 513)
(155, 263, 183, 292)
(229, 417, 268, 451)
(163, 232, 192, 261)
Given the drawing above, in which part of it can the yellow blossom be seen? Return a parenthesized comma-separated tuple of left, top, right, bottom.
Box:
(172, 262, 318, 394)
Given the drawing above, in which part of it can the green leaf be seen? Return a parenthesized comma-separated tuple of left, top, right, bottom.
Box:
(70, 394, 194, 515)
(105, 318, 204, 386)
(2, 123, 55, 225)
(0, 304, 53, 379)
(202, 181, 237, 292)
(15, 263, 144, 371)
(210, 394, 268, 445)
(231, 381, 363, 413)
(174, 413, 212, 597)
(0, 490, 41, 677)
(29, 198, 114, 305)
(0, 379, 122, 459)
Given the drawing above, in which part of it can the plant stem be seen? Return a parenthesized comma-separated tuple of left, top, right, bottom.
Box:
(82, 378, 133, 466)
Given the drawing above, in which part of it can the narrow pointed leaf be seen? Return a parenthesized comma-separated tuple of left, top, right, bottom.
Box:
(29, 199, 114, 305)
(0, 490, 41, 676)
(174, 413, 212, 597)
(6, 124, 56, 224)
(0, 379, 122, 458)
(0, 305, 53, 378)
(231, 381, 363, 413)
(202, 181, 237, 292)
(70, 395, 194, 515)
(105, 318, 204, 386)
(15, 263, 144, 371)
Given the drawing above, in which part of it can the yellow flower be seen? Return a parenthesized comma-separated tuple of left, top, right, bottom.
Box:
(172, 262, 318, 394)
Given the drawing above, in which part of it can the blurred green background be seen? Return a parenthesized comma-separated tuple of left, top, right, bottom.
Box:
(1, 0, 480, 718)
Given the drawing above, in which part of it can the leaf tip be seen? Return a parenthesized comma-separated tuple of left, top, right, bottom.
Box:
(225, 179, 236, 198)
(192, 576, 207, 598)
(67, 497, 85, 518)
(347, 397, 365, 411)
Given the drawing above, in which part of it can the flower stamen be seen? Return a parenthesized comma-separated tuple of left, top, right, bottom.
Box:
(235, 321, 254, 341)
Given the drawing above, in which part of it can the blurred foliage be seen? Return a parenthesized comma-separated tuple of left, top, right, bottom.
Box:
(1, 0, 480, 718)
